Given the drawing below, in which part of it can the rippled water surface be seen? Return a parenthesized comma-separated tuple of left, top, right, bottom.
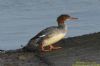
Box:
(0, 0, 100, 50)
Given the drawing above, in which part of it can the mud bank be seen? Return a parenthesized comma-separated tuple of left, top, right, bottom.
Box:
(0, 32, 100, 66)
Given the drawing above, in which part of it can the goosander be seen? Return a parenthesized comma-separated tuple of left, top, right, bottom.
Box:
(25, 14, 78, 52)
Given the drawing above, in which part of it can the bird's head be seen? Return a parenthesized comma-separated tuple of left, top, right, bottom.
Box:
(57, 14, 78, 24)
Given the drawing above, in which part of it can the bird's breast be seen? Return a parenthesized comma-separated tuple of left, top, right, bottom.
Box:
(42, 32, 66, 47)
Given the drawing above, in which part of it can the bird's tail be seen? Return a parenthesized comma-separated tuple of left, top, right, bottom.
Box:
(22, 38, 41, 52)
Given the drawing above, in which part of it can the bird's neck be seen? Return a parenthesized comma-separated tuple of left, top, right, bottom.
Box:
(58, 21, 66, 29)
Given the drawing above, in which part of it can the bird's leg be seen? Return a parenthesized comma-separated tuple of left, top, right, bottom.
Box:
(50, 45, 62, 50)
(41, 44, 62, 52)
(41, 45, 51, 52)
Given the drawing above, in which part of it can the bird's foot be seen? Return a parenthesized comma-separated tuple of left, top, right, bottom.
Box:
(41, 46, 52, 52)
(41, 49, 52, 52)
(50, 45, 62, 50)
(41, 45, 62, 52)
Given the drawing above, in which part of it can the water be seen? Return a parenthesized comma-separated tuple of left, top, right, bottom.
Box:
(0, 0, 100, 50)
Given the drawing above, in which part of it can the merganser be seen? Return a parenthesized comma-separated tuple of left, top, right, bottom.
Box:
(25, 14, 78, 52)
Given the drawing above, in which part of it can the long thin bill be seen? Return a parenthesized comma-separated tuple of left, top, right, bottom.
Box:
(70, 17, 78, 20)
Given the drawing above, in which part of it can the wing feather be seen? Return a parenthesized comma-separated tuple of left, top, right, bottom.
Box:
(33, 26, 57, 39)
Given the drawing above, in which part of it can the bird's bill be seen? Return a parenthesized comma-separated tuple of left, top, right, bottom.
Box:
(69, 17, 78, 20)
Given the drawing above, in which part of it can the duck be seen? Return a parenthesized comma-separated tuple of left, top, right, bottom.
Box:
(24, 14, 78, 52)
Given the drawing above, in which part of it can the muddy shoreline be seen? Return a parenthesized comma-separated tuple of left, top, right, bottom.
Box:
(0, 32, 100, 66)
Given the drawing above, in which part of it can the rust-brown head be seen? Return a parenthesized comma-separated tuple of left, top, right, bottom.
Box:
(57, 14, 78, 25)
